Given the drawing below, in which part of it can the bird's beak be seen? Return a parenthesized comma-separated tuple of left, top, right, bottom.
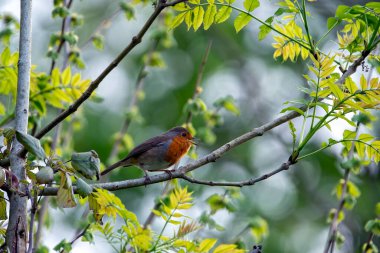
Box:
(190, 137, 199, 146)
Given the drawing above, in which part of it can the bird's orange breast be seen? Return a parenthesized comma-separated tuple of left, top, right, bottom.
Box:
(165, 136, 192, 164)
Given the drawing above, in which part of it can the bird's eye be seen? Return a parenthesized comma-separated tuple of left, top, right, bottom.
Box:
(181, 132, 187, 137)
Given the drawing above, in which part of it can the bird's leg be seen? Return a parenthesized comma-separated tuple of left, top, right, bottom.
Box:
(153, 169, 174, 179)
(142, 169, 151, 186)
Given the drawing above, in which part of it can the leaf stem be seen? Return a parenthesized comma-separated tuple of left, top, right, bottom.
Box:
(299, 0, 315, 54)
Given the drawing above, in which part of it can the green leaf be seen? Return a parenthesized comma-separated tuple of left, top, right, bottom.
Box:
(258, 24, 271, 40)
(366, 2, 380, 9)
(0, 191, 7, 220)
(365, 219, 380, 235)
(53, 239, 72, 252)
(243, 0, 259, 12)
(213, 96, 240, 115)
(376, 203, 380, 217)
(193, 6, 205, 31)
(335, 5, 350, 19)
(92, 34, 104, 50)
(214, 6, 232, 24)
(36, 166, 54, 184)
(76, 178, 93, 197)
(204, 5, 217, 30)
(15, 131, 46, 159)
(327, 209, 345, 224)
(327, 17, 339, 30)
(207, 194, 227, 214)
(71, 150, 100, 180)
(249, 216, 269, 242)
(280, 106, 304, 115)
(234, 13, 252, 33)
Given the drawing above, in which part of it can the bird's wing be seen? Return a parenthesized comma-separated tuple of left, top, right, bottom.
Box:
(124, 135, 169, 160)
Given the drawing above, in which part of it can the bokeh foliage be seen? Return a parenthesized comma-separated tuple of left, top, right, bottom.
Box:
(0, 0, 379, 252)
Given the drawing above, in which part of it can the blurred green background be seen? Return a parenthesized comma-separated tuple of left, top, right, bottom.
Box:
(2, 0, 379, 252)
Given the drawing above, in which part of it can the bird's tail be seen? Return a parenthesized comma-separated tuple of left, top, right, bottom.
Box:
(101, 160, 130, 176)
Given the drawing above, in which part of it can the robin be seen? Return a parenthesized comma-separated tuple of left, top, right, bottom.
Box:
(101, 126, 195, 180)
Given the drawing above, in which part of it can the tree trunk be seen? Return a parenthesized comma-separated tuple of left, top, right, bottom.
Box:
(6, 0, 33, 252)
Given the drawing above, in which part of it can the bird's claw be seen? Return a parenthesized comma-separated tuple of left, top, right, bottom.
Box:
(144, 175, 152, 186)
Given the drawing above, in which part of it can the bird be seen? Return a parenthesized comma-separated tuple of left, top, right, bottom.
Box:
(101, 126, 195, 180)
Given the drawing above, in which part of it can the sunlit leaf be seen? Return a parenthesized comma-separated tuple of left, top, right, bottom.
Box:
(243, 0, 259, 12)
(214, 6, 232, 24)
(234, 13, 252, 33)
(193, 6, 205, 31)
(204, 5, 217, 30)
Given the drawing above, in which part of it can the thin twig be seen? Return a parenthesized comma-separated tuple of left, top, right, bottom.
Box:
(49, 0, 74, 75)
(81, 9, 121, 49)
(362, 233, 375, 253)
(323, 124, 359, 253)
(185, 41, 212, 124)
(108, 38, 161, 161)
(59, 224, 91, 253)
(180, 160, 293, 187)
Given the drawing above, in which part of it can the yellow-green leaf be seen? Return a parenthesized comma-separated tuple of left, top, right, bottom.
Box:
(344, 77, 358, 94)
(243, 0, 259, 12)
(0, 191, 7, 220)
(169, 219, 182, 225)
(326, 81, 345, 100)
(360, 74, 367, 90)
(214, 6, 232, 24)
(61, 66, 72, 85)
(358, 133, 374, 142)
(0, 103, 5, 115)
(193, 6, 205, 31)
(177, 203, 193, 209)
(51, 68, 60, 86)
(172, 212, 183, 218)
(173, 2, 189, 11)
(204, 5, 217, 30)
(198, 238, 217, 252)
(170, 12, 187, 30)
(72, 73, 81, 86)
(152, 209, 162, 217)
(234, 13, 252, 33)
(185, 11, 193, 30)
(213, 244, 244, 253)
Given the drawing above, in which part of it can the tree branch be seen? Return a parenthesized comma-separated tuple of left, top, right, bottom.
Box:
(180, 160, 292, 187)
(34, 0, 182, 140)
(40, 109, 301, 195)
(6, 0, 33, 252)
